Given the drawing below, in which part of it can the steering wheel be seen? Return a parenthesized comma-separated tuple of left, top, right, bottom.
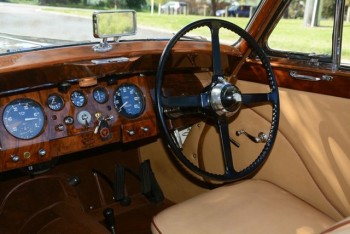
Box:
(155, 19, 279, 182)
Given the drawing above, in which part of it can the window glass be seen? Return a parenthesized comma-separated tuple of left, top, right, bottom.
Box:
(341, 7, 350, 65)
(268, 0, 334, 57)
(0, 0, 263, 55)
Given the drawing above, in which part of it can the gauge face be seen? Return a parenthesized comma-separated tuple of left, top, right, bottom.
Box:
(47, 94, 64, 111)
(114, 84, 145, 118)
(93, 87, 108, 104)
(70, 90, 86, 107)
(2, 98, 45, 140)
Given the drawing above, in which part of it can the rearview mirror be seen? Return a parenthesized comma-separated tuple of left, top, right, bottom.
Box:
(93, 10, 137, 38)
(92, 10, 137, 52)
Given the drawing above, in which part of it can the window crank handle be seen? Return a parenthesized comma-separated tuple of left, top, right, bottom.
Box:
(236, 130, 268, 143)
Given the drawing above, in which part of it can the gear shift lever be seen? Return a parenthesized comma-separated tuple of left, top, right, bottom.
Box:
(103, 208, 116, 234)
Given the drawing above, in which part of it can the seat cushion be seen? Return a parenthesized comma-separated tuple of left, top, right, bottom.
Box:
(151, 180, 336, 234)
(322, 217, 350, 234)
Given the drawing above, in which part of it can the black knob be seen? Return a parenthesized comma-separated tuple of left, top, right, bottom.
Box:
(106, 75, 117, 85)
(58, 82, 71, 93)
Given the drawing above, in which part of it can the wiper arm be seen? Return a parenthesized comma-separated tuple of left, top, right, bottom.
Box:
(6, 45, 43, 53)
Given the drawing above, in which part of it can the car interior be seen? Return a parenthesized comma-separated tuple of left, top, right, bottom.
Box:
(0, 0, 349, 233)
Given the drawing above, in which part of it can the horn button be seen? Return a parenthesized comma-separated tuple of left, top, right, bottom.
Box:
(210, 78, 242, 117)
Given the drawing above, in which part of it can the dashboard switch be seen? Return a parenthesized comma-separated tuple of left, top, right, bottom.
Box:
(64, 116, 74, 125)
(55, 124, 64, 131)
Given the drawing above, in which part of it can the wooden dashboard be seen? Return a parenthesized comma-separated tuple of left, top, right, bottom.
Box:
(2, 38, 350, 173)
(0, 73, 157, 173)
(0, 41, 220, 173)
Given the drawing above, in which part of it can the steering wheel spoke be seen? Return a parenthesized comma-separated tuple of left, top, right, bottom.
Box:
(216, 118, 237, 176)
(242, 92, 278, 105)
(162, 95, 204, 108)
(209, 21, 224, 79)
(161, 94, 211, 118)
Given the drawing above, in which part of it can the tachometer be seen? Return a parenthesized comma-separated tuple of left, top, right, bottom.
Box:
(2, 98, 45, 140)
(113, 84, 145, 118)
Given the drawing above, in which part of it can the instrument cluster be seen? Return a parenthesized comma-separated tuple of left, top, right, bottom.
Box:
(2, 83, 147, 140)
(0, 75, 157, 172)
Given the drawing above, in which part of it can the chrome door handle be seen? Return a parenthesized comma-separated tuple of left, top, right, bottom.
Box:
(289, 71, 333, 81)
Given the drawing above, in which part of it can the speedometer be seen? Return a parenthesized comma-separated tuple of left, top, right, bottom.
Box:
(113, 84, 145, 118)
(2, 98, 45, 140)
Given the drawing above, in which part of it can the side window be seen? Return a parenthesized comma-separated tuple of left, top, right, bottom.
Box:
(268, 0, 335, 59)
(342, 3, 350, 65)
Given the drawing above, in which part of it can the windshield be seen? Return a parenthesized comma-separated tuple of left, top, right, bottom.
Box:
(0, 1, 261, 55)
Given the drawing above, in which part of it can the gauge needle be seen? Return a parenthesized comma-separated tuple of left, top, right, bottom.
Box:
(118, 101, 128, 112)
(25, 118, 38, 121)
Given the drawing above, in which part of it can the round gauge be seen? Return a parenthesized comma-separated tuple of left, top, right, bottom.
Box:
(70, 90, 86, 107)
(93, 87, 108, 104)
(47, 94, 64, 111)
(2, 98, 45, 140)
(113, 84, 145, 118)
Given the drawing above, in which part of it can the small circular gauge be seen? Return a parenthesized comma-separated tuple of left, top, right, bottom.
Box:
(3, 98, 45, 140)
(70, 90, 86, 107)
(114, 84, 145, 118)
(93, 87, 108, 104)
(47, 94, 64, 111)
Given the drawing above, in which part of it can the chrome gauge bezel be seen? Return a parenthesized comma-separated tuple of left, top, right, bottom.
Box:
(47, 93, 65, 111)
(2, 98, 46, 140)
(113, 83, 145, 119)
(70, 90, 86, 107)
(93, 86, 109, 104)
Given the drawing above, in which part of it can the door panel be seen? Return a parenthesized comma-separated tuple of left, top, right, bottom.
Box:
(182, 80, 350, 221)
(238, 81, 350, 220)
(239, 61, 350, 99)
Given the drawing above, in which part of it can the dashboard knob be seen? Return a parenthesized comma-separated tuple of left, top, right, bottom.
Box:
(58, 82, 71, 93)
(126, 130, 135, 136)
(141, 127, 149, 132)
(38, 149, 47, 157)
(11, 155, 20, 162)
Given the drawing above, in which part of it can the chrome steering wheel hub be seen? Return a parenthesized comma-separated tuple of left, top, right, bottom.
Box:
(210, 77, 242, 117)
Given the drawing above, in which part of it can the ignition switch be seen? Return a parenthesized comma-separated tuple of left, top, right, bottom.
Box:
(94, 112, 114, 141)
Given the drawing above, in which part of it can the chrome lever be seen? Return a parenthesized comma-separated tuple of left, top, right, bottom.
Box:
(229, 137, 240, 147)
(236, 130, 268, 143)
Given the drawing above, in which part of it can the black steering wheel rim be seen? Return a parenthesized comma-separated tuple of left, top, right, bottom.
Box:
(155, 19, 279, 182)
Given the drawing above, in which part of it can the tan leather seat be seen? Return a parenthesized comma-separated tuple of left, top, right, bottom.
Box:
(321, 217, 350, 234)
(151, 180, 336, 234)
